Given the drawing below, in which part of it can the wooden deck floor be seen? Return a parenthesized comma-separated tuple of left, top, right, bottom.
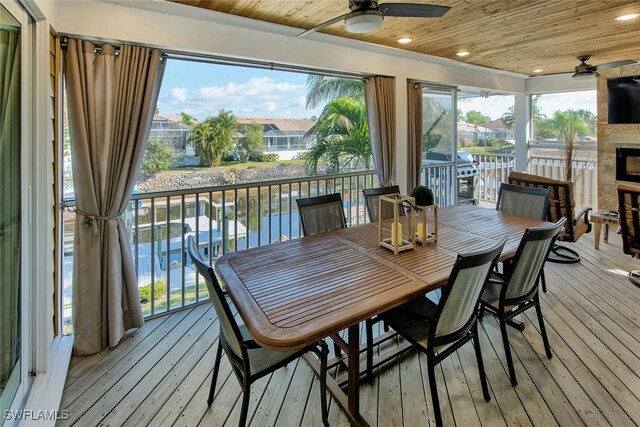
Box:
(59, 231, 640, 427)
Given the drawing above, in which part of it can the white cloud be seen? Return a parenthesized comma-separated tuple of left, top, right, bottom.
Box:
(158, 76, 307, 119)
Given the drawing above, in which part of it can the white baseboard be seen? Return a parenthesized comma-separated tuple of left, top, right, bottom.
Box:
(18, 335, 73, 427)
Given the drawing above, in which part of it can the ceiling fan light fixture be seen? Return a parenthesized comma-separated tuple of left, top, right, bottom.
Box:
(344, 10, 384, 33)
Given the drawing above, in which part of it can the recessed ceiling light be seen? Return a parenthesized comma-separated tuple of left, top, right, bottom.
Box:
(615, 13, 640, 21)
(397, 37, 413, 44)
(456, 51, 470, 57)
(533, 69, 543, 73)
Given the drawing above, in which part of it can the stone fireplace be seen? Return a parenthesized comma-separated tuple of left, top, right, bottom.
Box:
(597, 63, 640, 211)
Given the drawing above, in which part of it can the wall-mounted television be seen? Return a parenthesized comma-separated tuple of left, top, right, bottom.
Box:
(608, 76, 640, 124)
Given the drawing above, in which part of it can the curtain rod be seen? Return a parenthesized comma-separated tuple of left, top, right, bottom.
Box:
(59, 35, 387, 81)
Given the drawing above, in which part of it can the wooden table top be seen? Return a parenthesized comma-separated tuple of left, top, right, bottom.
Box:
(215, 204, 549, 350)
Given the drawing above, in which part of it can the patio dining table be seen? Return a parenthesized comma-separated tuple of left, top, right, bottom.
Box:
(214, 204, 549, 426)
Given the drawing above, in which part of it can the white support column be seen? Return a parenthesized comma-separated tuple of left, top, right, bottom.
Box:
(395, 77, 408, 193)
(514, 93, 530, 172)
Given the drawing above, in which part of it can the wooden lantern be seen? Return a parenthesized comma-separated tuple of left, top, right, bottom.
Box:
(379, 194, 415, 254)
(414, 204, 438, 245)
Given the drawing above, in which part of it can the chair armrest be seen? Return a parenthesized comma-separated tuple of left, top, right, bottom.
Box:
(574, 207, 592, 233)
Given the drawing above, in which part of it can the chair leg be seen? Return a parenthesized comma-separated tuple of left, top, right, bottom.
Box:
(535, 298, 553, 359)
(426, 352, 443, 427)
(499, 314, 518, 386)
(365, 318, 374, 383)
(473, 323, 491, 402)
(319, 341, 329, 427)
(239, 380, 251, 427)
(208, 342, 223, 406)
(540, 269, 547, 293)
(478, 304, 485, 320)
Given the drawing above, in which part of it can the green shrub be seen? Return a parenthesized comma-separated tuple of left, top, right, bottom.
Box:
(410, 185, 435, 206)
(140, 139, 175, 176)
(139, 281, 167, 303)
(256, 153, 279, 162)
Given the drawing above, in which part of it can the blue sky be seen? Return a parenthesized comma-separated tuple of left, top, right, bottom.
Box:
(156, 59, 324, 120)
(157, 58, 597, 122)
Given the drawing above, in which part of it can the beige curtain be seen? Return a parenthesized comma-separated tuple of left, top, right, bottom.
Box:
(407, 81, 423, 191)
(0, 27, 20, 384)
(65, 39, 166, 355)
(364, 76, 396, 186)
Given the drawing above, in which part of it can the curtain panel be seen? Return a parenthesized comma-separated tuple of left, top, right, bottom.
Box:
(64, 39, 166, 355)
(407, 81, 423, 191)
(363, 76, 396, 187)
(0, 27, 21, 384)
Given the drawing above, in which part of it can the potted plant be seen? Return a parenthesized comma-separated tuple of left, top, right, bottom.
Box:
(410, 185, 434, 207)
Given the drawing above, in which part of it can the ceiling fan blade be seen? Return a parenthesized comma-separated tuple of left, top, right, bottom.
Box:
(298, 13, 350, 37)
(594, 59, 637, 71)
(378, 3, 451, 17)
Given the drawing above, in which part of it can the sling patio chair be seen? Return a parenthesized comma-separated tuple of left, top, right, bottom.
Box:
(366, 237, 506, 427)
(187, 236, 330, 427)
(363, 185, 402, 222)
(496, 182, 552, 292)
(479, 218, 565, 386)
(508, 171, 591, 264)
(296, 192, 347, 236)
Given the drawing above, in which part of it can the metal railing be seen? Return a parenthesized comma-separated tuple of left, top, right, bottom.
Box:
(63, 170, 378, 318)
(475, 153, 515, 203)
(527, 156, 596, 212)
(471, 151, 596, 212)
(421, 162, 456, 207)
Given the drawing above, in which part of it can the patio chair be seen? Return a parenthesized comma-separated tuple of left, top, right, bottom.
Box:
(367, 237, 506, 427)
(296, 193, 347, 236)
(617, 183, 640, 287)
(363, 185, 402, 222)
(508, 171, 592, 263)
(187, 237, 329, 427)
(496, 182, 551, 292)
(479, 218, 565, 386)
(496, 182, 550, 221)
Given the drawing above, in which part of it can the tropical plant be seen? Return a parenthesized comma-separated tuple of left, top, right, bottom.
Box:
(179, 112, 197, 127)
(501, 95, 546, 138)
(423, 109, 447, 151)
(140, 138, 175, 176)
(237, 122, 264, 163)
(464, 110, 491, 143)
(549, 110, 590, 181)
(193, 109, 238, 167)
(304, 97, 371, 174)
(305, 75, 364, 109)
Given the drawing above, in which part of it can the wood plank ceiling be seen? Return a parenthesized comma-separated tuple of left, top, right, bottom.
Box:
(168, 0, 640, 76)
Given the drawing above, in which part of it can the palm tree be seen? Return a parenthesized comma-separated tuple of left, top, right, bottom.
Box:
(179, 112, 197, 127)
(304, 97, 370, 174)
(501, 95, 545, 139)
(305, 75, 364, 109)
(465, 110, 491, 145)
(193, 109, 238, 167)
(549, 110, 589, 181)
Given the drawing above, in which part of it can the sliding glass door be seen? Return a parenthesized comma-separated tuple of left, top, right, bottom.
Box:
(422, 85, 458, 206)
(0, 2, 22, 414)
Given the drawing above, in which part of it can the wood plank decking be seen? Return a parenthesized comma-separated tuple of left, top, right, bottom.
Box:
(59, 231, 640, 427)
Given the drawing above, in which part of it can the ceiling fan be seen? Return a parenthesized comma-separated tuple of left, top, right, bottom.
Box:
(572, 55, 637, 80)
(298, 0, 450, 37)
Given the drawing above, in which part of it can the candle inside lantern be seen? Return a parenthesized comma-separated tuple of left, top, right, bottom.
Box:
(417, 223, 425, 239)
(391, 223, 403, 246)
